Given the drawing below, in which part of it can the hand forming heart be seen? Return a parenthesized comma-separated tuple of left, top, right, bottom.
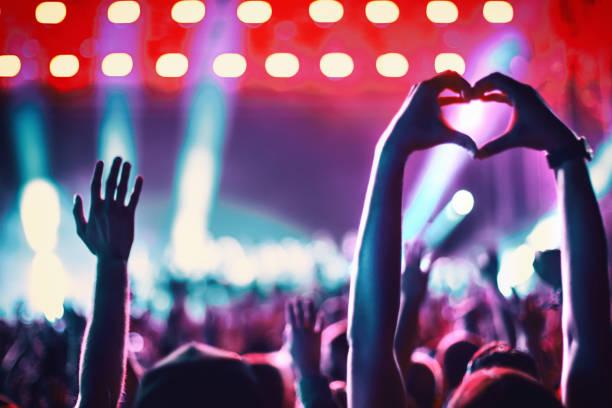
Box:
(382, 71, 578, 159)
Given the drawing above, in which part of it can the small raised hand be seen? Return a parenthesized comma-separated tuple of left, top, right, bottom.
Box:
(473, 72, 578, 157)
(285, 298, 324, 380)
(401, 241, 431, 303)
(73, 157, 143, 262)
(382, 70, 477, 157)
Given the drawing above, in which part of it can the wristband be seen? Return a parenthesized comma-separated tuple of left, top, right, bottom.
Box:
(546, 136, 593, 169)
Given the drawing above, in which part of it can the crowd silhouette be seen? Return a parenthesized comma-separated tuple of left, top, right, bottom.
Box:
(0, 71, 609, 407)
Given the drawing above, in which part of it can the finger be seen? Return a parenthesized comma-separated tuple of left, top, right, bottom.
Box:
(286, 302, 297, 328)
(479, 93, 512, 105)
(305, 300, 316, 329)
(425, 71, 472, 99)
(438, 96, 469, 106)
(473, 72, 523, 100)
(90, 161, 103, 204)
(105, 157, 122, 203)
(116, 162, 132, 205)
(128, 176, 143, 212)
(475, 129, 519, 159)
(445, 130, 478, 156)
(295, 299, 305, 328)
(314, 313, 325, 333)
(72, 195, 87, 238)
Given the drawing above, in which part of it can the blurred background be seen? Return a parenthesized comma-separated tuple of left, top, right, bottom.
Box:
(0, 0, 610, 321)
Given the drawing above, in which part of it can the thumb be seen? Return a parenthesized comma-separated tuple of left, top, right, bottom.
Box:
(475, 129, 519, 159)
(72, 195, 87, 239)
(447, 130, 478, 156)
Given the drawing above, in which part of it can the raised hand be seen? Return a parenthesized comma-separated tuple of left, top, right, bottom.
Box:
(473, 72, 578, 157)
(383, 70, 477, 157)
(73, 157, 143, 262)
(285, 298, 323, 380)
(401, 242, 431, 303)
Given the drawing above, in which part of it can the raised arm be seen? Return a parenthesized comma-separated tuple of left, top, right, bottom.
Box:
(286, 298, 336, 408)
(347, 71, 476, 408)
(73, 157, 143, 408)
(394, 242, 431, 380)
(474, 72, 611, 407)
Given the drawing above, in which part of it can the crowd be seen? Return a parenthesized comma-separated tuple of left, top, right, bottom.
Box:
(0, 71, 609, 407)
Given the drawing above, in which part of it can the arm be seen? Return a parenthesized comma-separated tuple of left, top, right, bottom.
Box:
(394, 242, 430, 379)
(348, 71, 476, 408)
(474, 72, 611, 407)
(73, 157, 143, 408)
(286, 298, 336, 408)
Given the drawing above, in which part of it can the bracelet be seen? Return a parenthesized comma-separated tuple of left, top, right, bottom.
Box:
(546, 136, 593, 169)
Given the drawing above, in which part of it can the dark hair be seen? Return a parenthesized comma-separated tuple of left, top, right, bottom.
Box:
(134, 343, 264, 408)
(467, 341, 539, 380)
(436, 331, 482, 392)
(448, 368, 562, 408)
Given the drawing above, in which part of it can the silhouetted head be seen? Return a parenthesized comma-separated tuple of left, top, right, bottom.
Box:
(243, 353, 286, 408)
(321, 319, 348, 381)
(134, 342, 264, 408)
(404, 351, 442, 408)
(448, 368, 562, 408)
(436, 331, 482, 394)
(467, 341, 539, 380)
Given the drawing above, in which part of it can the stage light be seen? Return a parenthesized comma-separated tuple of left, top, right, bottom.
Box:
(426, 1, 459, 24)
(49, 54, 79, 78)
(213, 53, 247, 77)
(483, 1, 513, 23)
(434, 53, 465, 74)
(102, 53, 133, 77)
(376, 53, 409, 77)
(156, 53, 189, 77)
(108, 1, 141, 24)
(309, 0, 344, 24)
(365, 1, 399, 24)
(28, 252, 67, 321)
(320, 53, 354, 78)
(237, 1, 272, 24)
(35, 2, 66, 24)
(20, 179, 61, 253)
(0, 55, 21, 77)
(172, 0, 206, 24)
(265, 53, 299, 78)
(497, 244, 535, 296)
(450, 189, 474, 216)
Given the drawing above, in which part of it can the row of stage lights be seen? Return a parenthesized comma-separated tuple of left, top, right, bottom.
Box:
(0, 51, 466, 79)
(31, 1, 513, 26)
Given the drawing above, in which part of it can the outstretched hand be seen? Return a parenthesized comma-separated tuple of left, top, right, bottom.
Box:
(285, 298, 323, 380)
(473, 72, 577, 157)
(73, 157, 143, 262)
(383, 70, 478, 157)
(401, 242, 431, 303)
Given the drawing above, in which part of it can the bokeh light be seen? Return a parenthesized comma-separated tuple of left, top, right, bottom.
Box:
(156, 53, 189, 78)
(450, 189, 474, 216)
(101, 53, 134, 77)
(265, 53, 299, 78)
(483, 1, 514, 24)
(237, 1, 272, 25)
(0, 55, 21, 77)
(376, 53, 409, 77)
(426, 1, 459, 24)
(35, 2, 67, 24)
(108, 1, 141, 24)
(213, 53, 247, 78)
(309, 0, 344, 24)
(20, 179, 61, 253)
(50, 54, 79, 77)
(171, 0, 206, 24)
(434, 52, 465, 74)
(320, 53, 354, 78)
(365, 1, 399, 24)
